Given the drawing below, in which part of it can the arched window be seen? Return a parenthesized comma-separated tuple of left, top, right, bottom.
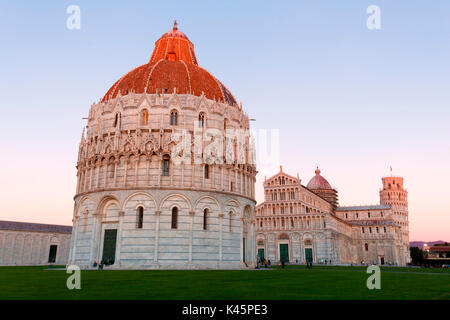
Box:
(362, 227, 365, 233)
(137, 207, 144, 229)
(204, 164, 209, 179)
(170, 110, 178, 125)
(229, 212, 233, 232)
(141, 109, 149, 126)
(365, 243, 369, 251)
(368, 212, 371, 218)
(198, 113, 205, 128)
(163, 155, 170, 176)
(171, 207, 178, 229)
(203, 208, 208, 230)
(114, 112, 120, 128)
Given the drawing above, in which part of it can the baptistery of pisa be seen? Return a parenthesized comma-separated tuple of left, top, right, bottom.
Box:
(68, 22, 257, 269)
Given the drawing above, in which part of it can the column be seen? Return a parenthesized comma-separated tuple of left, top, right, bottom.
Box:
(250, 218, 256, 266)
(103, 163, 108, 188)
(83, 168, 88, 192)
(154, 210, 161, 263)
(181, 163, 184, 187)
(113, 160, 118, 187)
(239, 217, 244, 263)
(115, 211, 125, 266)
(218, 213, 224, 263)
(158, 157, 162, 186)
(96, 164, 100, 189)
(94, 213, 105, 263)
(189, 210, 195, 263)
(70, 217, 79, 264)
(146, 158, 150, 185)
(124, 159, 128, 186)
(89, 212, 100, 266)
(134, 159, 138, 187)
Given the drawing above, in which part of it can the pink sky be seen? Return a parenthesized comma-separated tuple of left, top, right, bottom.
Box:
(1, 1, 449, 242)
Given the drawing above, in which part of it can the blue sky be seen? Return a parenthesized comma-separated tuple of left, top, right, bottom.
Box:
(0, 1, 449, 240)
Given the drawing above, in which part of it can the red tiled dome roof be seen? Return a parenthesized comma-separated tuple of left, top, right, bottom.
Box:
(102, 21, 237, 106)
(306, 167, 333, 190)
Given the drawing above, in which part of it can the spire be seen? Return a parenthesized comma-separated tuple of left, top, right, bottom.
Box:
(315, 166, 321, 175)
(280, 165, 283, 172)
(173, 20, 178, 31)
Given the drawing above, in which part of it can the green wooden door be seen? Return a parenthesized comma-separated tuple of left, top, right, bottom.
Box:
(258, 249, 265, 261)
(305, 248, 313, 263)
(102, 229, 117, 264)
(279, 244, 289, 262)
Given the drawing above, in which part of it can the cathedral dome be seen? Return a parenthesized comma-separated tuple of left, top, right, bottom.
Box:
(102, 21, 237, 106)
(306, 167, 332, 190)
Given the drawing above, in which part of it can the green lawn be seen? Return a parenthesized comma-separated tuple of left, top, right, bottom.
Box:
(0, 266, 448, 300)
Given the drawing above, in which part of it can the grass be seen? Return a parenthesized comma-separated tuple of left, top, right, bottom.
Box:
(0, 265, 448, 300)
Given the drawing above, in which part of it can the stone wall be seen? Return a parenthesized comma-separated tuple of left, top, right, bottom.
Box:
(0, 230, 71, 266)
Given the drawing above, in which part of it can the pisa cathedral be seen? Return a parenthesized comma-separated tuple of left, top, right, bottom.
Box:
(255, 167, 410, 266)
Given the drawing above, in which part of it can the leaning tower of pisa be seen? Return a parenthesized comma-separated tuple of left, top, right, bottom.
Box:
(380, 176, 411, 264)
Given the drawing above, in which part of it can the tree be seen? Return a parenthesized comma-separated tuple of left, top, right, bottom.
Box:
(410, 247, 424, 265)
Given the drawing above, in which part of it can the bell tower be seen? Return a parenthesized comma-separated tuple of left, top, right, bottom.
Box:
(380, 175, 410, 264)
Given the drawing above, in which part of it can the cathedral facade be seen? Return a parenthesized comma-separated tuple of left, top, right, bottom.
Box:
(68, 23, 257, 269)
(255, 167, 410, 266)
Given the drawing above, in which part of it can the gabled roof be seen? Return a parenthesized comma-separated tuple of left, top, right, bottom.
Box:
(0, 220, 72, 234)
(264, 166, 301, 187)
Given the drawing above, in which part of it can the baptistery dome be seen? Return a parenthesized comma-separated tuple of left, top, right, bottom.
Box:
(68, 22, 256, 270)
(102, 21, 237, 106)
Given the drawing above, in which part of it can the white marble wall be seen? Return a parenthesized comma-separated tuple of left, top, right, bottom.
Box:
(0, 231, 71, 266)
(70, 189, 255, 269)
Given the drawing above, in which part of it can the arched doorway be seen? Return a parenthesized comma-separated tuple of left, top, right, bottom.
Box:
(278, 233, 290, 263)
(304, 238, 313, 263)
(97, 197, 120, 266)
